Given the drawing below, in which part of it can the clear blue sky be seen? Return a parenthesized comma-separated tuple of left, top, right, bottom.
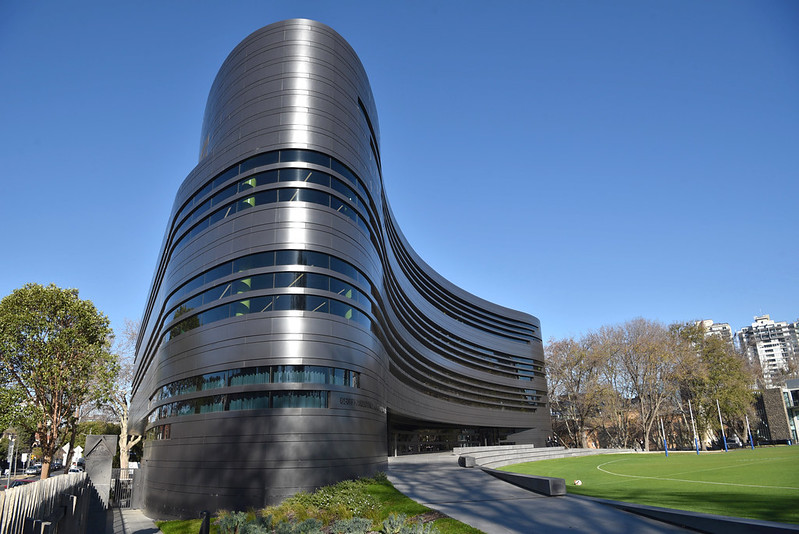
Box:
(1, 1, 797, 343)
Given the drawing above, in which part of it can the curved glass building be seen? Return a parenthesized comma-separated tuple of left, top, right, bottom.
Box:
(130, 19, 549, 517)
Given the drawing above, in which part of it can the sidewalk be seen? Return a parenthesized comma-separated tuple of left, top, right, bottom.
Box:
(387, 452, 691, 534)
(110, 508, 163, 534)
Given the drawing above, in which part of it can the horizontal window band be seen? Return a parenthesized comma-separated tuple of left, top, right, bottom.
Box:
(146, 390, 331, 426)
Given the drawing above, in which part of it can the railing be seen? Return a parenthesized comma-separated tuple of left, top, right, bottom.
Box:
(0, 473, 90, 534)
(109, 469, 137, 509)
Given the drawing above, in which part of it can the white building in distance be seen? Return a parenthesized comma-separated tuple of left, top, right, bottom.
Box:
(736, 315, 799, 387)
(697, 319, 734, 344)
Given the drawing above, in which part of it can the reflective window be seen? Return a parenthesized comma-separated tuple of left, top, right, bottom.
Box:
(161, 250, 373, 342)
(172, 149, 369, 234)
(156, 365, 360, 401)
(228, 391, 270, 411)
(272, 390, 327, 409)
(229, 367, 271, 387)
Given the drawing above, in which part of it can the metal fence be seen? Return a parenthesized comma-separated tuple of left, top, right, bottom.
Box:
(0, 473, 90, 534)
(109, 469, 136, 509)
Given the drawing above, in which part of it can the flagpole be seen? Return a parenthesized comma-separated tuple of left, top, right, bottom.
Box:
(688, 399, 699, 455)
(716, 399, 728, 452)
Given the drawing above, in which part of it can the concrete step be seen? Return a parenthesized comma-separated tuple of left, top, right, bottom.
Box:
(454, 445, 635, 469)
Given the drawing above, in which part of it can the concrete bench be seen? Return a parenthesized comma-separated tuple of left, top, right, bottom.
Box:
(481, 467, 566, 496)
(457, 455, 476, 468)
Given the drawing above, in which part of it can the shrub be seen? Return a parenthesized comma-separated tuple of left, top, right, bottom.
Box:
(330, 517, 373, 534)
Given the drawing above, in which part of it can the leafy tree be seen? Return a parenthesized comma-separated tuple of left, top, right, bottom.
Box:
(0, 283, 117, 478)
(675, 322, 755, 449)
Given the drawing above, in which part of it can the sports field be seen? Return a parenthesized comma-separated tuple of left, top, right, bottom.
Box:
(500, 446, 799, 524)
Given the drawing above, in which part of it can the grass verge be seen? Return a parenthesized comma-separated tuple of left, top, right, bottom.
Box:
(501, 446, 799, 524)
(156, 473, 483, 533)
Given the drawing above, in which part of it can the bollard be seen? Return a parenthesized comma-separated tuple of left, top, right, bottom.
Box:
(199, 510, 211, 534)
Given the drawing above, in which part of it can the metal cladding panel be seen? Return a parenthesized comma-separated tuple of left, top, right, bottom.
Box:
(132, 18, 549, 517)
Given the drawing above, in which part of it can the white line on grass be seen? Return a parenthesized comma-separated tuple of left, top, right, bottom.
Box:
(595, 459, 799, 491)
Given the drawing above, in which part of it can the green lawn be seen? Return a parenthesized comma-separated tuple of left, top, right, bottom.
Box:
(500, 446, 799, 524)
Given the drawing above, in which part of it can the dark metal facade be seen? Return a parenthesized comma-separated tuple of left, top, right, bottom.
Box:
(130, 19, 549, 518)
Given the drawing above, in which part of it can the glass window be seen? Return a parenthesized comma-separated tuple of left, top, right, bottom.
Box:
(232, 300, 251, 317)
(197, 395, 225, 414)
(202, 283, 232, 305)
(330, 278, 354, 299)
(298, 151, 331, 168)
(305, 274, 329, 291)
(329, 299, 353, 321)
(229, 367, 270, 387)
(237, 196, 256, 212)
(272, 390, 327, 408)
(301, 251, 329, 269)
(232, 278, 252, 295)
(331, 178, 356, 202)
(249, 273, 274, 291)
(303, 171, 330, 187)
(279, 188, 301, 202)
(331, 160, 357, 187)
(306, 296, 328, 313)
(212, 184, 239, 207)
(212, 166, 241, 189)
(304, 366, 328, 384)
(252, 189, 277, 206)
(176, 400, 194, 416)
(248, 295, 274, 313)
(279, 149, 304, 163)
(276, 250, 300, 266)
(272, 294, 292, 311)
(240, 151, 279, 173)
(233, 251, 274, 273)
(296, 188, 330, 206)
(273, 365, 303, 383)
(205, 263, 233, 284)
(332, 368, 346, 386)
(207, 207, 227, 226)
(178, 274, 205, 298)
(330, 258, 358, 281)
(172, 295, 202, 320)
(194, 181, 214, 203)
(228, 392, 270, 411)
(275, 272, 305, 289)
(199, 304, 230, 326)
(192, 198, 213, 220)
(278, 168, 305, 182)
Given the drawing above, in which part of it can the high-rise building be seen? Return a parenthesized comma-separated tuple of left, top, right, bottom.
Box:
(737, 315, 799, 387)
(129, 20, 549, 517)
(697, 319, 734, 344)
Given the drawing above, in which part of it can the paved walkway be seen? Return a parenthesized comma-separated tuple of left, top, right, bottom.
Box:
(110, 508, 163, 534)
(387, 452, 693, 533)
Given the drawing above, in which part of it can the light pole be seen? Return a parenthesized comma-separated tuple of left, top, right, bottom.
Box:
(5, 435, 15, 490)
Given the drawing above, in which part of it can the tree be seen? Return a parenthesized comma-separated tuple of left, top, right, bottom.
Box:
(109, 318, 143, 469)
(0, 283, 117, 479)
(592, 327, 636, 448)
(675, 322, 755, 449)
(546, 336, 607, 447)
(609, 318, 694, 451)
